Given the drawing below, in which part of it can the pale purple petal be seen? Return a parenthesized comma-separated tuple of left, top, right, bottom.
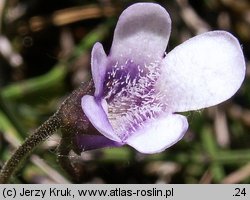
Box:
(91, 42, 107, 97)
(75, 135, 123, 151)
(110, 3, 171, 63)
(126, 114, 188, 154)
(158, 31, 246, 112)
(81, 95, 122, 142)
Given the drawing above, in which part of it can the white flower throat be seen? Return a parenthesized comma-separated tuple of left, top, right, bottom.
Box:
(103, 59, 166, 141)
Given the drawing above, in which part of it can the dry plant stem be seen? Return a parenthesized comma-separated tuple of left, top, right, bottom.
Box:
(0, 113, 62, 183)
(57, 130, 80, 181)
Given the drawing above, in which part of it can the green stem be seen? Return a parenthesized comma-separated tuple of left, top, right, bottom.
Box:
(1, 64, 67, 101)
(198, 126, 225, 182)
(0, 95, 27, 139)
(0, 113, 61, 183)
(99, 148, 250, 164)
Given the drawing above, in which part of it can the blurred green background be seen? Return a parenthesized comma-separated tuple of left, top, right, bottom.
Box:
(0, 0, 250, 183)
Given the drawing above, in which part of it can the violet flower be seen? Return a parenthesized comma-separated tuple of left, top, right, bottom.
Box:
(77, 3, 245, 154)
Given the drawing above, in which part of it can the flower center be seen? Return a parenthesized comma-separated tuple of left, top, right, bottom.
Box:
(103, 59, 166, 141)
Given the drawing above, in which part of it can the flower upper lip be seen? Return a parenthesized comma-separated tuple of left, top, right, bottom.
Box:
(80, 2, 246, 154)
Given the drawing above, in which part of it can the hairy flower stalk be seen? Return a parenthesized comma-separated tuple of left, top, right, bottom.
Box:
(0, 114, 61, 183)
(0, 80, 94, 183)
